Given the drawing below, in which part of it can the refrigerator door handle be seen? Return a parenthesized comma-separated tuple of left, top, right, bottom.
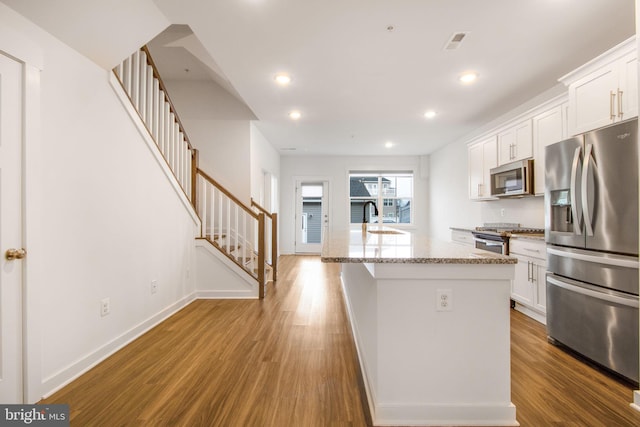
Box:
(570, 146, 583, 235)
(547, 246, 640, 269)
(547, 275, 639, 308)
(581, 143, 596, 237)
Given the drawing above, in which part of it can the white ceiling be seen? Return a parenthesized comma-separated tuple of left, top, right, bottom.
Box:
(3, 0, 636, 157)
(149, 0, 635, 156)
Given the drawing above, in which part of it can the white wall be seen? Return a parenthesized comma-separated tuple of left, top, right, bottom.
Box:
(280, 155, 428, 254)
(250, 123, 280, 209)
(162, 80, 254, 204)
(1, 4, 199, 401)
(428, 138, 544, 242)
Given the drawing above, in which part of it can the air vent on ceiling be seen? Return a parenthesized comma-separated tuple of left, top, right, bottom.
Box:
(443, 32, 468, 51)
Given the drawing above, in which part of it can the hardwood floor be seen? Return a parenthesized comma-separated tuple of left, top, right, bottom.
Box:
(41, 255, 640, 426)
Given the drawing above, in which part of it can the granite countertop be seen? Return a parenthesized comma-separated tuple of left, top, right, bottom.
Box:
(321, 227, 517, 264)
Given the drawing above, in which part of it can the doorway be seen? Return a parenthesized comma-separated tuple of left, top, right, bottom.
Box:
(295, 181, 329, 253)
(0, 51, 25, 403)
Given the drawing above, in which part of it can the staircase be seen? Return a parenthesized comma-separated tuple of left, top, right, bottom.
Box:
(113, 46, 277, 298)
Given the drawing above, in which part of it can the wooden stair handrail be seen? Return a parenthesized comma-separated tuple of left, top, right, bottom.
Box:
(250, 198, 272, 219)
(197, 168, 257, 219)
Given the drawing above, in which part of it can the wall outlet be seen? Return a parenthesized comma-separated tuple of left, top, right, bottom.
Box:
(151, 279, 158, 294)
(436, 289, 453, 312)
(500, 208, 506, 217)
(100, 298, 110, 317)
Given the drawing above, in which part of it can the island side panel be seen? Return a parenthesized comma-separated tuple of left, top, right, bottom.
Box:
(340, 262, 380, 406)
(343, 262, 517, 426)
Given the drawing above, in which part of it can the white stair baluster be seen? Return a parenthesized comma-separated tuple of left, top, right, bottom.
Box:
(132, 50, 140, 108)
(218, 191, 223, 249)
(214, 181, 217, 240)
(138, 50, 147, 121)
(123, 56, 132, 96)
(146, 66, 154, 128)
(153, 81, 160, 143)
(225, 197, 231, 254)
(163, 102, 170, 156)
(200, 176, 207, 238)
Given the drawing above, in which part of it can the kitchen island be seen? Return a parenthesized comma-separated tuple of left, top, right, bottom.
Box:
(321, 227, 518, 427)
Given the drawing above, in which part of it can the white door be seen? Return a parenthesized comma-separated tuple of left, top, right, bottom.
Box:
(295, 181, 329, 253)
(0, 52, 24, 403)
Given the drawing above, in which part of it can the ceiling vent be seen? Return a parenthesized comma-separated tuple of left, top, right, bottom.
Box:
(443, 32, 468, 51)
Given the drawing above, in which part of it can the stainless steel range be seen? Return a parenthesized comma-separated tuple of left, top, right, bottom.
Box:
(472, 222, 545, 255)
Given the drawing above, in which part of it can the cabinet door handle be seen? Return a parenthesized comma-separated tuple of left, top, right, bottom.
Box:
(477, 183, 482, 197)
(618, 89, 623, 118)
(527, 261, 532, 282)
(610, 91, 616, 120)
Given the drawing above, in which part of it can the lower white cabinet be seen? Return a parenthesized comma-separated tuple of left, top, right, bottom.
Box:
(450, 229, 474, 246)
(510, 238, 546, 324)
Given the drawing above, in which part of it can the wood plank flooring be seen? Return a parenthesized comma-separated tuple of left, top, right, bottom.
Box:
(41, 255, 640, 426)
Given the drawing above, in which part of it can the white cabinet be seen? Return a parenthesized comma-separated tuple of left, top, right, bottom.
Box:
(532, 103, 567, 195)
(468, 136, 497, 200)
(451, 229, 474, 246)
(497, 120, 533, 165)
(510, 238, 546, 324)
(563, 37, 637, 135)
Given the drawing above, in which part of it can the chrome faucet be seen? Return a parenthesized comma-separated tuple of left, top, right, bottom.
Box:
(362, 200, 379, 224)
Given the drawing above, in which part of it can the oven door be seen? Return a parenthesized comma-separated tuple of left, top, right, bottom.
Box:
(474, 237, 506, 254)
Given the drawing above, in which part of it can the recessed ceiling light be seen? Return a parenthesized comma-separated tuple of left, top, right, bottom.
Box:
(459, 72, 478, 84)
(289, 110, 301, 120)
(275, 74, 291, 85)
(385, 141, 394, 148)
(424, 110, 437, 119)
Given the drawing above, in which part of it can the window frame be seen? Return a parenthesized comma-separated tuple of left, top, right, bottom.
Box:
(348, 171, 414, 227)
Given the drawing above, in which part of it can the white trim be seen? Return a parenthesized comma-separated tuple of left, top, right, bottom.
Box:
(41, 294, 197, 399)
(293, 176, 332, 254)
(195, 290, 258, 299)
(631, 390, 640, 412)
(22, 62, 43, 404)
(0, 20, 43, 70)
(513, 303, 546, 325)
(559, 35, 637, 85)
(109, 72, 200, 226)
(0, 22, 44, 403)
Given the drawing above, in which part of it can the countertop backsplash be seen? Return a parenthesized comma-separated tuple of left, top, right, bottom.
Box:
(480, 196, 545, 229)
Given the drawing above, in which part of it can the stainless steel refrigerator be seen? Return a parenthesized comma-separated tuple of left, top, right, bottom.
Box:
(545, 118, 639, 384)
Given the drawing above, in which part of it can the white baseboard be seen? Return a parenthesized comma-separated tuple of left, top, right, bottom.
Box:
(195, 290, 258, 299)
(373, 403, 518, 426)
(513, 303, 546, 325)
(631, 390, 640, 412)
(40, 293, 197, 399)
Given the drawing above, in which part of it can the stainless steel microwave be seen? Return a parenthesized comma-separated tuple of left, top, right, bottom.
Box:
(490, 159, 534, 197)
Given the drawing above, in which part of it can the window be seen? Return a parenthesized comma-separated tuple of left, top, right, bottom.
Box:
(349, 172, 413, 225)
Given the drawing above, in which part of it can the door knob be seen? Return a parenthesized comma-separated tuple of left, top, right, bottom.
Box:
(5, 248, 26, 260)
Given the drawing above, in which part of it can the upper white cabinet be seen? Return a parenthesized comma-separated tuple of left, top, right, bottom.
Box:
(562, 36, 637, 136)
(532, 102, 567, 195)
(497, 120, 533, 165)
(468, 136, 497, 200)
